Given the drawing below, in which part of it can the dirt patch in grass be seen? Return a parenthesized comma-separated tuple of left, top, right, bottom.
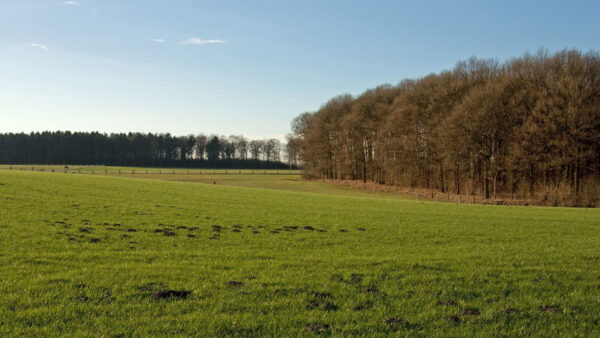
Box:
(76, 295, 90, 302)
(308, 292, 335, 310)
(303, 226, 315, 231)
(444, 315, 461, 323)
(308, 291, 337, 311)
(227, 281, 243, 287)
(163, 230, 176, 236)
(353, 302, 372, 311)
(308, 299, 338, 311)
(152, 289, 191, 300)
(461, 308, 480, 316)
(311, 291, 332, 299)
(504, 308, 520, 314)
(540, 305, 560, 313)
(356, 227, 366, 231)
(78, 227, 92, 233)
(349, 273, 363, 284)
(381, 317, 412, 328)
(305, 323, 330, 333)
(187, 234, 196, 238)
(339, 229, 348, 233)
(89, 238, 100, 243)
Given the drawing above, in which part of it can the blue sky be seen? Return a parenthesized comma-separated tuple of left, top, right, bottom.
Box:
(1, 0, 598, 139)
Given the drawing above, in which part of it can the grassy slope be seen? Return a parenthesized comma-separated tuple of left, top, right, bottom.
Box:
(0, 171, 599, 336)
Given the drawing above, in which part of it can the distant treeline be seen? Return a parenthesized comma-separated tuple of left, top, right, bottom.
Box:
(287, 49, 600, 206)
(0, 132, 296, 169)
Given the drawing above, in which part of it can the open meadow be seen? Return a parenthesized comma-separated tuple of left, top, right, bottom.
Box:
(0, 169, 599, 336)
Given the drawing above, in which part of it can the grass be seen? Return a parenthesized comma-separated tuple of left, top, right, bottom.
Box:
(0, 169, 599, 336)
(0, 165, 417, 200)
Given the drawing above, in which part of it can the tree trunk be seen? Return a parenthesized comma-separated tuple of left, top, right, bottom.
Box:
(529, 163, 535, 198)
(483, 160, 490, 199)
(362, 158, 367, 183)
(439, 163, 445, 193)
(456, 163, 461, 195)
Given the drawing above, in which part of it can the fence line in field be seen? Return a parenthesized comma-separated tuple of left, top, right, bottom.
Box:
(1, 166, 490, 205)
(0, 166, 302, 176)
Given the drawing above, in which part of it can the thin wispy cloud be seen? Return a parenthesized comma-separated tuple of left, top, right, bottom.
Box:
(181, 38, 226, 45)
(62, 1, 83, 6)
(153, 38, 166, 43)
(27, 43, 48, 51)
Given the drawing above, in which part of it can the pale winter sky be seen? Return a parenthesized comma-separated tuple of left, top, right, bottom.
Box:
(1, 0, 599, 139)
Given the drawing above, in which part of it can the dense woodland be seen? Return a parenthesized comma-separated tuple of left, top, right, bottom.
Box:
(287, 49, 600, 206)
(0, 132, 295, 169)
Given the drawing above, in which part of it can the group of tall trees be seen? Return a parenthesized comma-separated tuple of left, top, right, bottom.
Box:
(0, 132, 294, 169)
(290, 49, 600, 206)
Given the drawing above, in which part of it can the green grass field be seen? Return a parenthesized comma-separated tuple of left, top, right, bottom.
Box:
(0, 165, 415, 200)
(1, 169, 599, 336)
